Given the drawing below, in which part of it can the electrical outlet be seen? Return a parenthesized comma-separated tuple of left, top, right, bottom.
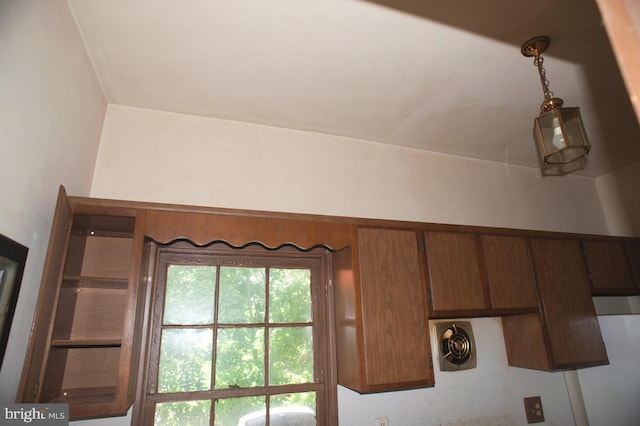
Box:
(524, 396, 545, 423)
(375, 417, 389, 426)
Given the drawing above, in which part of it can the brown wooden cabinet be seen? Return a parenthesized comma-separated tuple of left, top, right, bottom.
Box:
(20, 188, 630, 412)
(424, 231, 537, 317)
(581, 238, 640, 295)
(502, 238, 608, 370)
(333, 227, 434, 393)
(17, 187, 146, 419)
(481, 234, 538, 311)
(424, 231, 485, 314)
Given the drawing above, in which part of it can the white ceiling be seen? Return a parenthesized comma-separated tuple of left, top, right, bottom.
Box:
(68, 0, 640, 177)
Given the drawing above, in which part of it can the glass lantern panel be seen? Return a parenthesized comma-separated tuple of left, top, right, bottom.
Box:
(535, 108, 589, 166)
(535, 109, 566, 158)
(559, 107, 590, 149)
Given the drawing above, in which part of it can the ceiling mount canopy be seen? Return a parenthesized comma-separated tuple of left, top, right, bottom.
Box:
(522, 35, 591, 176)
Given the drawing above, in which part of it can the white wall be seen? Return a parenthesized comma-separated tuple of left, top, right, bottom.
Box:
(577, 315, 640, 426)
(581, 164, 640, 426)
(596, 161, 640, 237)
(0, 0, 106, 402)
(88, 105, 619, 425)
(92, 105, 608, 234)
(339, 318, 575, 426)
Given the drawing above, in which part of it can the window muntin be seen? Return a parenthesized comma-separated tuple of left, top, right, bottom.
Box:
(141, 245, 330, 425)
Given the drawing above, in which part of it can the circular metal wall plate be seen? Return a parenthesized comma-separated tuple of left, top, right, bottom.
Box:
(521, 35, 550, 57)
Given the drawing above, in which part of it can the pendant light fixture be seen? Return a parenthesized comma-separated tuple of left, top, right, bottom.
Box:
(521, 36, 591, 176)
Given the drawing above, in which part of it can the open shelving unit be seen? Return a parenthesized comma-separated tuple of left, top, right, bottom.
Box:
(40, 214, 136, 409)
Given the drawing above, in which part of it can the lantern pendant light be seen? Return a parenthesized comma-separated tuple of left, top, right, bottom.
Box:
(521, 36, 591, 176)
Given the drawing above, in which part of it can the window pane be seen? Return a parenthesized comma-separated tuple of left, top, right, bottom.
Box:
(269, 268, 312, 323)
(218, 267, 265, 323)
(269, 326, 313, 385)
(271, 392, 316, 425)
(154, 400, 211, 426)
(164, 265, 216, 325)
(217, 396, 265, 426)
(216, 327, 264, 388)
(158, 328, 213, 393)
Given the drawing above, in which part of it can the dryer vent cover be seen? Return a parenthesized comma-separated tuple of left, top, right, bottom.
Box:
(435, 321, 477, 371)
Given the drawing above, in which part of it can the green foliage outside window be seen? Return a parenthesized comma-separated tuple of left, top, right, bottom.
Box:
(155, 400, 211, 426)
(158, 328, 213, 393)
(155, 263, 316, 425)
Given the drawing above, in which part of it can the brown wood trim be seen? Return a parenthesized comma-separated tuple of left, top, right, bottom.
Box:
(429, 307, 537, 319)
(332, 246, 359, 390)
(592, 288, 640, 296)
(143, 210, 353, 250)
(68, 195, 363, 225)
(550, 358, 610, 370)
(67, 193, 639, 243)
(355, 379, 435, 394)
(118, 211, 148, 412)
(324, 253, 339, 426)
(132, 241, 159, 426)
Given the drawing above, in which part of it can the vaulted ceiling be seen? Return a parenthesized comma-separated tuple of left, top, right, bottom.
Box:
(68, 0, 640, 177)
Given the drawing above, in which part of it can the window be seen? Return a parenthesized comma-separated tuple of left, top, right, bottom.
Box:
(136, 243, 336, 425)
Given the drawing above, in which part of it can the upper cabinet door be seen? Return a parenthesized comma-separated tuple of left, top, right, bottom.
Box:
(582, 239, 640, 295)
(356, 227, 433, 390)
(424, 231, 486, 314)
(333, 227, 434, 393)
(529, 238, 608, 368)
(481, 235, 537, 310)
(17, 186, 71, 403)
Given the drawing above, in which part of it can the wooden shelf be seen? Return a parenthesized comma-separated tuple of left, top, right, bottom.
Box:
(62, 275, 129, 289)
(51, 339, 122, 348)
(49, 386, 117, 404)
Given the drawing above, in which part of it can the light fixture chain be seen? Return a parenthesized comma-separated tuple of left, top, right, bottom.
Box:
(534, 55, 554, 100)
